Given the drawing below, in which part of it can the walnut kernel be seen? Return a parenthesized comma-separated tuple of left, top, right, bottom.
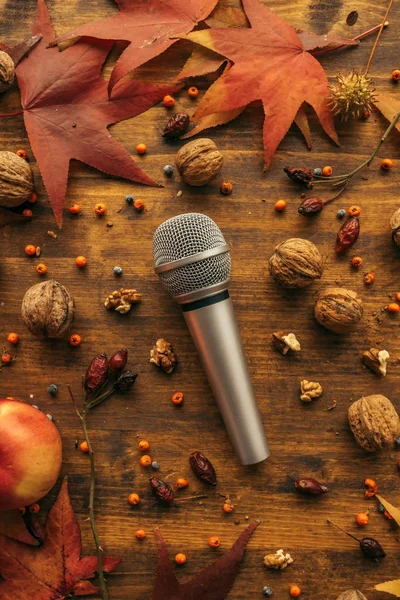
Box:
(263, 549, 293, 570)
(300, 380, 323, 402)
(104, 288, 142, 314)
(150, 338, 177, 374)
(272, 331, 301, 355)
(362, 348, 389, 376)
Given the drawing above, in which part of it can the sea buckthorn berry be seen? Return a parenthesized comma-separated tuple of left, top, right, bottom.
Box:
(138, 440, 150, 451)
(7, 332, 19, 345)
(25, 244, 36, 256)
(140, 454, 152, 467)
(36, 263, 47, 275)
(396, 292, 400, 302)
(80, 441, 89, 453)
(69, 203, 80, 214)
(356, 512, 369, 526)
(176, 478, 188, 490)
(128, 493, 140, 505)
(351, 256, 363, 268)
(275, 199, 287, 212)
(290, 585, 301, 597)
(220, 181, 233, 195)
(322, 166, 333, 177)
(28, 192, 37, 204)
(364, 478, 378, 497)
(348, 205, 361, 217)
(1, 353, 11, 364)
(75, 256, 87, 268)
(69, 333, 82, 347)
(136, 143, 147, 154)
(391, 69, 400, 82)
(94, 203, 106, 215)
(163, 95, 175, 107)
(29, 503, 40, 514)
(223, 501, 235, 513)
(16, 149, 27, 160)
(133, 199, 145, 212)
(22, 209, 33, 217)
(136, 529, 147, 539)
(208, 536, 221, 548)
(172, 391, 184, 405)
(387, 303, 400, 313)
(175, 553, 187, 564)
(381, 158, 393, 170)
(188, 86, 199, 98)
(364, 272, 375, 285)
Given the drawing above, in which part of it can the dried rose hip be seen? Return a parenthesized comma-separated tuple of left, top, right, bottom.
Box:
(294, 478, 328, 495)
(115, 370, 137, 391)
(162, 113, 190, 139)
(298, 197, 324, 216)
(108, 348, 128, 373)
(336, 217, 360, 254)
(189, 451, 217, 486)
(284, 167, 313, 185)
(150, 477, 175, 504)
(84, 353, 108, 394)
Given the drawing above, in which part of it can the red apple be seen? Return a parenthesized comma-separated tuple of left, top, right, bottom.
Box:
(0, 398, 62, 511)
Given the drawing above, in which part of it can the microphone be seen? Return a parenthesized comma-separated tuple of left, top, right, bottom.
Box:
(153, 213, 269, 465)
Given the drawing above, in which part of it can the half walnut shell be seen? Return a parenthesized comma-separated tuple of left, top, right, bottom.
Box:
(22, 280, 75, 338)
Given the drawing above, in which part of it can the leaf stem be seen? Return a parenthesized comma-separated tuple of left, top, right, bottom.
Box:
(0, 110, 24, 117)
(174, 494, 208, 502)
(327, 519, 360, 543)
(365, 0, 395, 75)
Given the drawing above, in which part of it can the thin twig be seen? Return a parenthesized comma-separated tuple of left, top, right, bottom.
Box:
(174, 494, 208, 502)
(323, 181, 348, 204)
(0, 110, 24, 117)
(327, 519, 360, 543)
(365, 0, 395, 75)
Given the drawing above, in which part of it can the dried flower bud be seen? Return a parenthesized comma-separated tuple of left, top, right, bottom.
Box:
(284, 167, 313, 185)
(162, 112, 190, 139)
(359, 537, 386, 561)
(108, 348, 128, 373)
(149, 476, 175, 504)
(298, 196, 324, 216)
(189, 451, 217, 485)
(336, 217, 360, 254)
(84, 353, 108, 394)
(294, 478, 328, 495)
(115, 370, 137, 391)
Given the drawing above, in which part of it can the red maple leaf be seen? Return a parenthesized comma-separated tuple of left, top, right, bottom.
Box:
(151, 522, 258, 599)
(53, 0, 219, 91)
(0, 478, 121, 598)
(11, 0, 179, 225)
(179, 0, 340, 169)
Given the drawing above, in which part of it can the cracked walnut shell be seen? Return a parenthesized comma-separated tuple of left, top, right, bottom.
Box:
(175, 138, 223, 186)
(268, 238, 323, 288)
(348, 394, 400, 452)
(264, 549, 293, 570)
(22, 280, 75, 338)
(150, 338, 177, 374)
(104, 288, 142, 314)
(314, 287, 363, 333)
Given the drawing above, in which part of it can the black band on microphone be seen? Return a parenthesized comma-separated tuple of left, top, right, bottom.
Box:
(181, 290, 229, 312)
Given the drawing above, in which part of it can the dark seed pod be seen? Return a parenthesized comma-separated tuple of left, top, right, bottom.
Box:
(284, 167, 313, 185)
(162, 113, 190, 139)
(149, 476, 175, 504)
(189, 451, 217, 486)
(359, 537, 386, 561)
(84, 353, 108, 394)
(336, 217, 360, 254)
(295, 478, 328, 495)
(108, 348, 128, 373)
(115, 370, 137, 391)
(298, 197, 324, 216)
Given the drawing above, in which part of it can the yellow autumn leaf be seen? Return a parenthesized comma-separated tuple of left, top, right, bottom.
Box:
(375, 579, 400, 597)
(376, 494, 400, 527)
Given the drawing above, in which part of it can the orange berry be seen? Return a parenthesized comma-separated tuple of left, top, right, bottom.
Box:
(348, 205, 361, 217)
(133, 199, 145, 212)
(7, 333, 19, 345)
(220, 181, 233, 195)
(188, 86, 199, 98)
(94, 203, 106, 215)
(391, 69, 400, 82)
(290, 585, 301, 597)
(364, 478, 378, 498)
(174, 553, 187, 564)
(223, 501, 235, 513)
(139, 454, 152, 467)
(208, 536, 221, 548)
(69, 203, 81, 214)
(128, 493, 140, 505)
(171, 391, 184, 405)
(163, 95, 175, 107)
(1, 353, 12, 364)
(396, 292, 400, 302)
(322, 166, 333, 177)
(16, 149, 27, 160)
(75, 255, 87, 268)
(29, 503, 40, 514)
(138, 440, 150, 451)
(22, 209, 33, 217)
(356, 512, 369, 526)
(384, 510, 394, 520)
(351, 256, 363, 268)
(275, 199, 287, 212)
(136, 529, 147, 539)
(80, 441, 89, 453)
(36, 263, 47, 275)
(136, 143, 147, 155)
(28, 192, 37, 204)
(176, 478, 188, 490)
(388, 303, 400, 313)
(364, 272, 375, 285)
(69, 333, 82, 347)
(25, 244, 36, 256)
(381, 158, 393, 170)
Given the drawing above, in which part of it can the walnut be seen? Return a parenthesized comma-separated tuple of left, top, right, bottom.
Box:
(0, 151, 34, 207)
(390, 207, 400, 246)
(272, 331, 301, 355)
(300, 380, 323, 402)
(175, 138, 223, 186)
(348, 394, 400, 452)
(268, 238, 323, 288)
(336, 590, 368, 600)
(0, 50, 15, 93)
(362, 348, 389, 376)
(150, 338, 177, 374)
(21, 280, 75, 338)
(104, 288, 142, 313)
(314, 287, 363, 333)
(263, 549, 293, 570)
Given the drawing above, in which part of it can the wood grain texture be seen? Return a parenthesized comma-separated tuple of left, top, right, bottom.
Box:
(0, 0, 400, 598)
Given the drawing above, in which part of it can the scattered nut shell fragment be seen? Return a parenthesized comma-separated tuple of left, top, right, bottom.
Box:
(362, 348, 389, 376)
(263, 549, 293, 570)
(300, 380, 323, 402)
(348, 394, 400, 452)
(272, 331, 301, 355)
(150, 338, 177, 374)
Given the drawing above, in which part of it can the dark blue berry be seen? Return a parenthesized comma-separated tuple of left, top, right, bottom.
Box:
(163, 164, 174, 177)
(125, 194, 134, 204)
(152, 461, 160, 470)
(378, 503, 385, 513)
(113, 266, 123, 276)
(47, 384, 58, 395)
(263, 586, 273, 597)
(337, 208, 346, 219)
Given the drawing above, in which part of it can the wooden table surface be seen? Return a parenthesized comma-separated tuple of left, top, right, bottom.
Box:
(1, 0, 400, 598)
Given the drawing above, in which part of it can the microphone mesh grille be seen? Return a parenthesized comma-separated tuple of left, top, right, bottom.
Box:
(153, 213, 231, 297)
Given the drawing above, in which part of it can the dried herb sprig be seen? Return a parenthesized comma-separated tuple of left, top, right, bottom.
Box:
(68, 349, 137, 600)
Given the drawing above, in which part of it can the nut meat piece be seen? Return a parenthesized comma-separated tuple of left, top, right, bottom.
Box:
(104, 288, 142, 314)
(362, 348, 389, 377)
(272, 331, 301, 355)
(150, 338, 177, 374)
(300, 380, 323, 402)
(263, 549, 293, 570)
(348, 394, 400, 452)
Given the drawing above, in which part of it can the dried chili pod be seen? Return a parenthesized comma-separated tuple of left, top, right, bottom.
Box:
(108, 348, 128, 373)
(359, 537, 386, 560)
(336, 217, 360, 254)
(189, 451, 217, 486)
(115, 369, 137, 391)
(295, 478, 328, 495)
(150, 476, 175, 504)
(162, 113, 190, 139)
(298, 197, 324, 216)
(284, 166, 313, 185)
(84, 353, 108, 394)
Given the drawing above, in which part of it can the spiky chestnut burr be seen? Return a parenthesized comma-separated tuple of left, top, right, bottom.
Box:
(329, 71, 376, 121)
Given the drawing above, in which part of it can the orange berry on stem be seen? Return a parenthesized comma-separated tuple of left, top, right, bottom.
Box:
(188, 86, 199, 98)
(136, 529, 147, 539)
(75, 255, 87, 268)
(133, 199, 145, 212)
(290, 585, 301, 597)
(356, 512, 369, 526)
(136, 143, 147, 155)
(322, 166, 332, 177)
(396, 292, 400, 302)
(69, 203, 80, 214)
(69, 333, 82, 347)
(22, 209, 33, 217)
(28, 192, 37, 204)
(138, 440, 150, 451)
(172, 391, 184, 405)
(381, 158, 393, 170)
(275, 200, 287, 212)
(128, 493, 140, 505)
(140, 454, 152, 467)
(175, 553, 187, 564)
(348, 205, 361, 217)
(223, 501, 235, 513)
(80, 441, 89, 453)
(94, 203, 106, 215)
(1, 353, 12, 364)
(36, 263, 47, 275)
(7, 333, 19, 345)
(388, 303, 400, 313)
(25, 244, 36, 256)
(163, 95, 175, 107)
(16, 149, 27, 160)
(391, 69, 400, 82)
(208, 536, 221, 548)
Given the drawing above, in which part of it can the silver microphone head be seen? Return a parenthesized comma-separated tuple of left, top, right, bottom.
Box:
(153, 213, 231, 303)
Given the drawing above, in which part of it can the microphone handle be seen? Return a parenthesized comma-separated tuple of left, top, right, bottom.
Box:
(182, 291, 270, 465)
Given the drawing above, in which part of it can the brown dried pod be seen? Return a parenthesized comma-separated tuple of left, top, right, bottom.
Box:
(294, 478, 328, 495)
(175, 138, 223, 186)
(162, 113, 190, 139)
(336, 591, 368, 600)
(390, 207, 400, 246)
(314, 287, 363, 333)
(348, 394, 400, 452)
(298, 196, 324, 216)
(0, 50, 15, 93)
(268, 238, 323, 288)
(21, 280, 75, 338)
(0, 151, 34, 207)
